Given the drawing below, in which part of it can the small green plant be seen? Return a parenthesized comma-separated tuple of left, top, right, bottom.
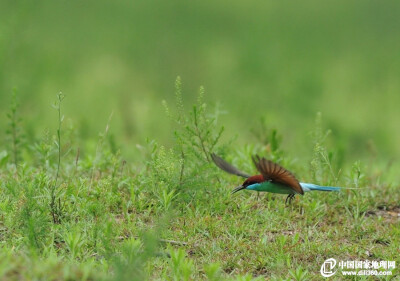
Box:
(288, 266, 308, 281)
(171, 80, 222, 158)
(163, 77, 225, 165)
(350, 160, 365, 188)
(110, 231, 159, 281)
(6, 89, 23, 168)
(49, 92, 65, 224)
(64, 228, 85, 260)
(204, 262, 222, 281)
(159, 189, 177, 211)
(90, 111, 114, 189)
(167, 248, 194, 281)
(19, 180, 49, 251)
(310, 112, 340, 185)
(144, 77, 226, 208)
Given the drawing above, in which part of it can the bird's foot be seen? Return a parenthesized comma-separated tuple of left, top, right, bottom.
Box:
(285, 194, 295, 206)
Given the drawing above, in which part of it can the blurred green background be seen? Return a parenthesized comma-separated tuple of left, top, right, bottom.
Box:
(1, 0, 400, 163)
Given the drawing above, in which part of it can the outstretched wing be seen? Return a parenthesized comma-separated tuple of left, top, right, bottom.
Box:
(211, 153, 251, 178)
(252, 155, 304, 195)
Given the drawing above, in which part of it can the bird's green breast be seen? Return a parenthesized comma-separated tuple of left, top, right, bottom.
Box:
(246, 181, 296, 194)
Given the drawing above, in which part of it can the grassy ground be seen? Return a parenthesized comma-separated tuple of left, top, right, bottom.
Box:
(0, 89, 398, 280)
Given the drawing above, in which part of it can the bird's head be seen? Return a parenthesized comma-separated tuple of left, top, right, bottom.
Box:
(231, 174, 264, 194)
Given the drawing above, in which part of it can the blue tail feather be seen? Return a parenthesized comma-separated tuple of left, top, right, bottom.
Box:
(300, 183, 341, 192)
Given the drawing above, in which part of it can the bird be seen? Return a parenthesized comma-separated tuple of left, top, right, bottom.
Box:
(211, 153, 341, 204)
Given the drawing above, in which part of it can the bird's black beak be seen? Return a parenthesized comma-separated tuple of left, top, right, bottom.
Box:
(231, 185, 246, 194)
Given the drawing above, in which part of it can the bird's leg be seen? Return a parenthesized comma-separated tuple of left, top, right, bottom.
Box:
(285, 194, 295, 206)
(289, 194, 295, 205)
(257, 191, 260, 201)
(285, 194, 290, 205)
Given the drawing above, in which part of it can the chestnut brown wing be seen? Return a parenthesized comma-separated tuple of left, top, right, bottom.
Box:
(211, 153, 251, 178)
(252, 155, 304, 195)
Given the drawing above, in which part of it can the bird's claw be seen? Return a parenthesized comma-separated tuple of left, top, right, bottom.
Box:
(285, 194, 295, 206)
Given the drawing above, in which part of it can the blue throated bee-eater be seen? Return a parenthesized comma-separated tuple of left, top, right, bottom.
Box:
(211, 153, 341, 204)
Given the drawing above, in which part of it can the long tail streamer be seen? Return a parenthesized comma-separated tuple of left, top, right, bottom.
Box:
(300, 183, 341, 192)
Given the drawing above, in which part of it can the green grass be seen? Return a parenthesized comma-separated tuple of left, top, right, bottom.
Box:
(0, 87, 398, 280)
